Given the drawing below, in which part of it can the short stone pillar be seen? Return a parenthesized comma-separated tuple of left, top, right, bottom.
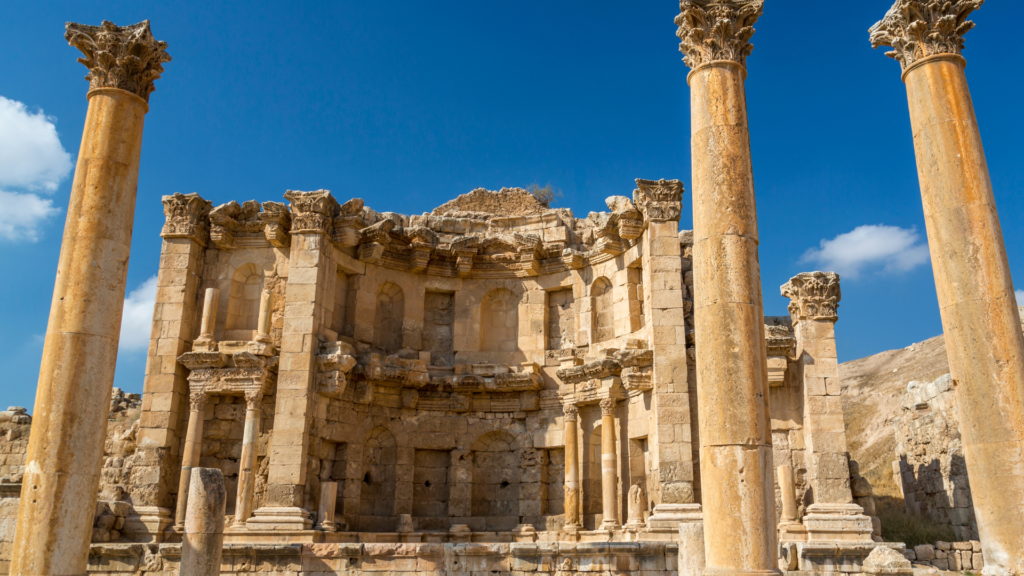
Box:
(315, 481, 338, 531)
(778, 465, 798, 523)
(181, 467, 227, 575)
(678, 520, 706, 576)
(254, 288, 273, 344)
(193, 288, 219, 352)
(675, 2, 780, 575)
(176, 393, 209, 526)
(563, 404, 582, 529)
(10, 20, 171, 575)
(233, 392, 262, 526)
(871, 3, 1024, 572)
(599, 398, 620, 530)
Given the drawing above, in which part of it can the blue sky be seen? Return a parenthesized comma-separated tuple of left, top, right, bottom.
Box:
(1, 1, 1022, 412)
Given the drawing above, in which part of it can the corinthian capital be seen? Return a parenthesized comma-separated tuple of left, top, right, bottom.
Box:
(284, 190, 339, 235)
(161, 193, 212, 246)
(675, 0, 764, 70)
(633, 179, 684, 222)
(563, 404, 579, 422)
(65, 20, 171, 102)
(780, 272, 842, 323)
(870, 0, 983, 70)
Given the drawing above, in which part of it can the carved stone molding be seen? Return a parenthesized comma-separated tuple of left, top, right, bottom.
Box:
(633, 179, 684, 222)
(600, 397, 617, 416)
(675, 1, 764, 70)
(65, 20, 171, 102)
(161, 193, 212, 246)
(563, 404, 579, 422)
(781, 271, 842, 322)
(870, 0, 983, 70)
(284, 189, 339, 235)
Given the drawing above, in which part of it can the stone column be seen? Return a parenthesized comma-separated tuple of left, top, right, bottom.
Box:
(255, 287, 273, 343)
(675, 3, 779, 575)
(175, 393, 209, 526)
(194, 288, 219, 351)
(563, 404, 582, 529)
(181, 468, 226, 575)
(871, 4, 1024, 572)
(315, 482, 338, 531)
(234, 392, 262, 526)
(599, 398, 620, 530)
(782, 273, 872, 542)
(250, 190, 338, 531)
(10, 21, 170, 575)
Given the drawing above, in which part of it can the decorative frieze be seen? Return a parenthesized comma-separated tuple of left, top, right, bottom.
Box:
(870, 0, 983, 70)
(65, 20, 171, 102)
(161, 193, 212, 246)
(781, 271, 842, 322)
(674, 1, 764, 70)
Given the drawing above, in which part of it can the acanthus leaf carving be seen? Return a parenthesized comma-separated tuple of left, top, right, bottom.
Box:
(284, 189, 338, 235)
(633, 179, 684, 223)
(870, 0, 983, 70)
(161, 193, 212, 246)
(781, 271, 842, 322)
(64, 20, 171, 102)
(675, 1, 763, 70)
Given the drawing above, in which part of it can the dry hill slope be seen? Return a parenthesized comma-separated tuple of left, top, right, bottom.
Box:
(839, 334, 950, 497)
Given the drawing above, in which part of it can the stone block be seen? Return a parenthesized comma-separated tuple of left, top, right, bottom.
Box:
(914, 545, 935, 562)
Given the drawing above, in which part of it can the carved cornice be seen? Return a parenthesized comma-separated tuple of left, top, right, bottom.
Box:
(766, 324, 796, 357)
(563, 404, 579, 422)
(161, 193, 212, 246)
(65, 20, 171, 102)
(284, 189, 339, 235)
(600, 397, 617, 416)
(633, 179, 684, 222)
(870, 0, 983, 71)
(675, 1, 764, 70)
(781, 272, 842, 322)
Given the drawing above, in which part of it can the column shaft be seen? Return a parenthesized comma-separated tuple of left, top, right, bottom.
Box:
(176, 395, 207, 526)
(600, 399, 619, 529)
(905, 54, 1024, 573)
(234, 395, 261, 525)
(777, 466, 797, 523)
(11, 88, 148, 575)
(563, 405, 581, 527)
(689, 61, 778, 575)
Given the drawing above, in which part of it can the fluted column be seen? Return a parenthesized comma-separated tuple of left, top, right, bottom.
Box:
(872, 3, 1024, 573)
(234, 392, 262, 526)
(675, 2, 779, 575)
(599, 398, 620, 530)
(563, 404, 582, 529)
(175, 393, 209, 526)
(11, 20, 170, 575)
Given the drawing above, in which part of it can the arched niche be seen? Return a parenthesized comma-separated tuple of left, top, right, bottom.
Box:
(591, 277, 614, 344)
(224, 263, 264, 341)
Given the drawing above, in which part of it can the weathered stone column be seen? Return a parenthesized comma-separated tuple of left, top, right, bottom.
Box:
(194, 288, 219, 350)
(675, 2, 779, 575)
(255, 287, 273, 344)
(599, 398, 620, 530)
(777, 465, 797, 523)
(181, 467, 226, 575)
(871, 3, 1024, 573)
(315, 482, 339, 531)
(782, 272, 872, 543)
(11, 20, 170, 575)
(563, 404, 582, 529)
(175, 393, 209, 526)
(234, 392, 262, 526)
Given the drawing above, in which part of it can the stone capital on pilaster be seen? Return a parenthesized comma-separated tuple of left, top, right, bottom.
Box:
(870, 0, 983, 71)
(161, 192, 213, 246)
(633, 179, 684, 222)
(599, 397, 617, 416)
(675, 0, 764, 70)
(189, 392, 209, 413)
(563, 403, 579, 422)
(781, 271, 841, 323)
(65, 20, 171, 102)
(244, 392, 263, 410)
(283, 189, 339, 235)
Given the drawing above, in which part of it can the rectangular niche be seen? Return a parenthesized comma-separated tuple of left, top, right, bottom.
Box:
(547, 288, 576, 350)
(546, 448, 566, 515)
(412, 449, 450, 530)
(423, 292, 455, 366)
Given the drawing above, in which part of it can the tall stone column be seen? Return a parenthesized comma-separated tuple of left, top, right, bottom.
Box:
(11, 21, 170, 575)
(234, 392, 263, 526)
(563, 404, 582, 529)
(675, 3, 779, 575)
(250, 190, 338, 531)
(599, 398, 620, 530)
(871, 4, 1024, 574)
(782, 272, 872, 542)
(175, 393, 209, 526)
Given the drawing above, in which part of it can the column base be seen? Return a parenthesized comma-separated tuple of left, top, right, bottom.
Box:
(599, 520, 621, 531)
(646, 503, 702, 531)
(778, 520, 807, 543)
(122, 506, 173, 543)
(803, 503, 874, 543)
(246, 506, 313, 531)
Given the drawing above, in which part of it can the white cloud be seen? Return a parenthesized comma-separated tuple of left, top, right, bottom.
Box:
(0, 96, 74, 242)
(0, 96, 73, 192)
(801, 224, 930, 279)
(119, 276, 158, 352)
(0, 190, 61, 242)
